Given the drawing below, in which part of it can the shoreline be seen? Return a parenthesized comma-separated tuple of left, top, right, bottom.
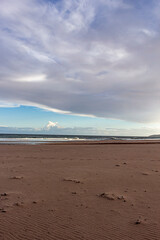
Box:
(1, 139, 160, 145)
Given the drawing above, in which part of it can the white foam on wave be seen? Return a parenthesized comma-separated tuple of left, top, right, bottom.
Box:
(0, 137, 87, 144)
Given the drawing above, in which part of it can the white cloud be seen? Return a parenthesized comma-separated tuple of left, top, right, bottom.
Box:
(12, 75, 46, 82)
(20, 45, 56, 63)
(14, 75, 46, 82)
(0, 101, 20, 108)
(45, 121, 59, 129)
(0, 0, 160, 123)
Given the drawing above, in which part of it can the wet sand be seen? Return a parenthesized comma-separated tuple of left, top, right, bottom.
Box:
(0, 141, 160, 239)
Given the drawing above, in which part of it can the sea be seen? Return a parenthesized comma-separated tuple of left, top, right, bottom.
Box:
(0, 134, 159, 144)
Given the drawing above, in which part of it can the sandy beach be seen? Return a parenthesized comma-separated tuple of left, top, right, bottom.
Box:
(0, 141, 160, 240)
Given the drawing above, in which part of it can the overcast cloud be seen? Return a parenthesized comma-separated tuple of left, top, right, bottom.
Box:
(0, 0, 160, 122)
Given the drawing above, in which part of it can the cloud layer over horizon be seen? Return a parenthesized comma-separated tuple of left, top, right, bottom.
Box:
(1, 0, 160, 122)
(0, 120, 159, 136)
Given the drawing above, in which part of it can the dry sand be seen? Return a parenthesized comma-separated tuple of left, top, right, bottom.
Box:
(0, 141, 160, 239)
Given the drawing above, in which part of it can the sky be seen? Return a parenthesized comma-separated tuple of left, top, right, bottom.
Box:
(0, 0, 160, 135)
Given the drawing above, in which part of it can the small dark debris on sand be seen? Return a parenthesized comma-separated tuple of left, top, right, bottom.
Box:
(135, 217, 147, 225)
(0, 208, 6, 213)
(14, 202, 23, 207)
(117, 195, 125, 200)
(10, 176, 23, 180)
(71, 192, 77, 195)
(63, 178, 81, 183)
(99, 193, 126, 201)
(99, 193, 115, 200)
(135, 219, 141, 224)
(0, 193, 7, 197)
(48, 209, 54, 212)
(142, 173, 149, 176)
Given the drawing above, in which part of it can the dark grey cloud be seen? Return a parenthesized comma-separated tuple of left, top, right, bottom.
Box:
(0, 0, 160, 122)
